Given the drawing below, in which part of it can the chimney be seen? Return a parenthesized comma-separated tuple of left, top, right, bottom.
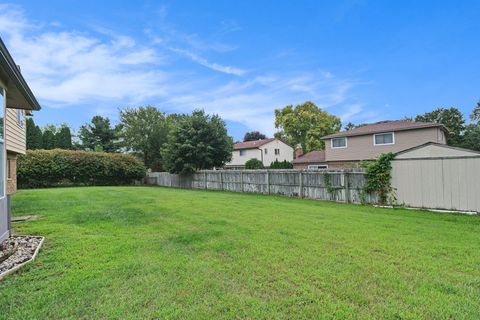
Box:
(294, 144, 303, 158)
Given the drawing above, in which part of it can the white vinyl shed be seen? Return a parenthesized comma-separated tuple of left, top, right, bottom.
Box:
(391, 143, 480, 212)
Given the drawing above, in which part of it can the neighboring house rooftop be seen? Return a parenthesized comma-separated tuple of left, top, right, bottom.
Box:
(233, 138, 276, 150)
(292, 150, 326, 164)
(321, 120, 447, 139)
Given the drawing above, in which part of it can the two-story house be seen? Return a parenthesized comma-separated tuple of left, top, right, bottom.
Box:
(225, 138, 293, 169)
(0, 38, 41, 242)
(294, 121, 448, 169)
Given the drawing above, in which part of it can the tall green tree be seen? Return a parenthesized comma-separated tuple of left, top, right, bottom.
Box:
(471, 100, 480, 123)
(42, 129, 56, 149)
(162, 110, 233, 174)
(415, 107, 465, 146)
(461, 124, 480, 151)
(243, 131, 267, 141)
(55, 124, 73, 149)
(26, 118, 43, 149)
(119, 106, 169, 171)
(274, 101, 341, 152)
(344, 122, 356, 131)
(79, 116, 119, 152)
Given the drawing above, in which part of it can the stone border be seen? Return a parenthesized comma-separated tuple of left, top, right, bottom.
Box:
(0, 236, 45, 281)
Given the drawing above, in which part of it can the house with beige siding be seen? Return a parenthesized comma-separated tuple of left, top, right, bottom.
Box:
(225, 138, 293, 169)
(0, 38, 41, 242)
(314, 121, 448, 169)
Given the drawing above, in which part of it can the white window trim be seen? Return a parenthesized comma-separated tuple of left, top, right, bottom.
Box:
(331, 137, 347, 149)
(373, 132, 395, 146)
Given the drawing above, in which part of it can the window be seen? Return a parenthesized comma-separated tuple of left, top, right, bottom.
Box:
(274, 148, 280, 155)
(264, 148, 268, 155)
(374, 132, 394, 145)
(17, 109, 23, 128)
(331, 137, 347, 149)
(239, 149, 246, 156)
(308, 164, 328, 170)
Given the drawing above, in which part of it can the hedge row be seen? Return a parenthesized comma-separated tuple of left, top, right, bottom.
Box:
(18, 149, 146, 188)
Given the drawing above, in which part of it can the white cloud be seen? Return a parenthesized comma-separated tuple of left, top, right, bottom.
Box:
(0, 4, 363, 136)
(162, 74, 357, 135)
(0, 4, 165, 107)
(169, 47, 246, 76)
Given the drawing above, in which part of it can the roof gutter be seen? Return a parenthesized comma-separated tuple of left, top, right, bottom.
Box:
(0, 37, 41, 111)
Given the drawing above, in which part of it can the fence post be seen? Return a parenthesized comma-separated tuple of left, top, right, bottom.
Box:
(220, 171, 223, 190)
(204, 171, 207, 190)
(266, 170, 270, 194)
(344, 171, 350, 203)
(240, 171, 244, 192)
(299, 171, 303, 198)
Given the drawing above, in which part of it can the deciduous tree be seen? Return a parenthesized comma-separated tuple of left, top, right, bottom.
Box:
(274, 101, 341, 152)
(243, 131, 267, 141)
(415, 107, 465, 146)
(162, 110, 233, 174)
(461, 124, 480, 151)
(119, 106, 168, 170)
(471, 100, 480, 123)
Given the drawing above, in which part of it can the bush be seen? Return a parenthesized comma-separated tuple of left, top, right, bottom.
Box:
(18, 149, 146, 188)
(245, 158, 264, 169)
(361, 152, 396, 205)
(269, 160, 293, 169)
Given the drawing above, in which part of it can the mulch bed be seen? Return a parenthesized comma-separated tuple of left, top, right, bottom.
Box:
(0, 235, 44, 278)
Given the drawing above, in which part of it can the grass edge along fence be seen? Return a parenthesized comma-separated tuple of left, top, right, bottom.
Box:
(146, 169, 377, 204)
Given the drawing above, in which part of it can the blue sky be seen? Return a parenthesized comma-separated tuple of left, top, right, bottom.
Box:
(0, 1, 479, 140)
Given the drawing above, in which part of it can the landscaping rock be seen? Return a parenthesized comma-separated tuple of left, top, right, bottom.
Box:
(0, 235, 43, 276)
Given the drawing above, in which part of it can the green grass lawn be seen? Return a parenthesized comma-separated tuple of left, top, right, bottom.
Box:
(1, 187, 479, 319)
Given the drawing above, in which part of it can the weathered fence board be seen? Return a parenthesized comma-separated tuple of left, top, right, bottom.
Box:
(147, 170, 374, 204)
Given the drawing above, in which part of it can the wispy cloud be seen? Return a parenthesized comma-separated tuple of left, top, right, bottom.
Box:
(169, 47, 246, 76)
(0, 4, 165, 107)
(0, 3, 365, 136)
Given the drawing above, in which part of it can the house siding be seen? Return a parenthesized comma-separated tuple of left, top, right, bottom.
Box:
(226, 148, 263, 167)
(5, 108, 26, 155)
(324, 127, 446, 162)
(226, 139, 293, 168)
(260, 140, 293, 166)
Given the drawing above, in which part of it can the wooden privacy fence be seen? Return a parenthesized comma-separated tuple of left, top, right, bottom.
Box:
(146, 170, 377, 204)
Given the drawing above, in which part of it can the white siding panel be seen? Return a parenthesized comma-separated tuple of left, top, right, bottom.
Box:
(392, 157, 480, 212)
